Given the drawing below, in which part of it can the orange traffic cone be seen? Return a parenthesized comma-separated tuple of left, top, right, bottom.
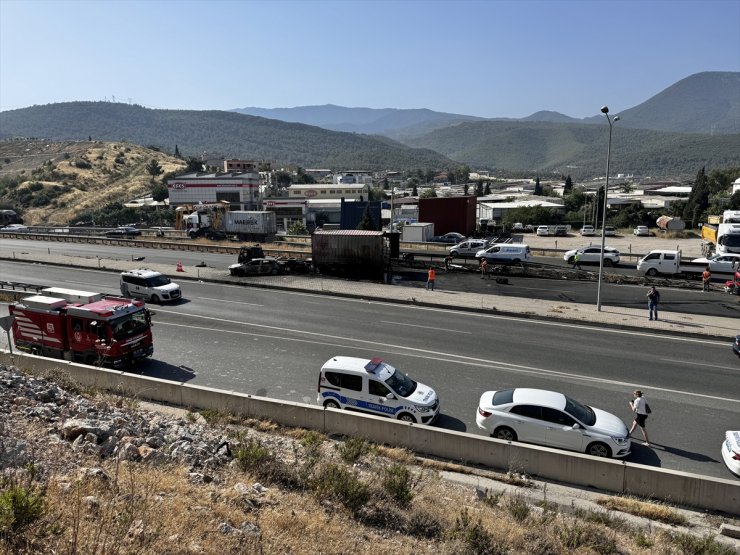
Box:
(176, 261, 184, 272)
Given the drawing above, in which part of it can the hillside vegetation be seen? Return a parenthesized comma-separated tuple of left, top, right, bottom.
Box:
(0, 140, 184, 225)
(0, 103, 454, 171)
(404, 121, 740, 179)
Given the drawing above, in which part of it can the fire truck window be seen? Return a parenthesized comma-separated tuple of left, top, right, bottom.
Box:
(73, 320, 83, 332)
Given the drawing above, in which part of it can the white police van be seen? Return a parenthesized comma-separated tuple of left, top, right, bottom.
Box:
(120, 268, 181, 304)
(317, 356, 440, 424)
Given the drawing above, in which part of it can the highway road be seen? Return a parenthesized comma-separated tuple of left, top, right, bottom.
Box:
(2, 238, 738, 319)
(1, 260, 738, 480)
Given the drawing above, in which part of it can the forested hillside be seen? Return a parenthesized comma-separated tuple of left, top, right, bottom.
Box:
(0, 102, 454, 171)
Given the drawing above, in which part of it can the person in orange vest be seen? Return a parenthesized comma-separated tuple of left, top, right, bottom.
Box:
(426, 267, 436, 290)
(702, 266, 711, 292)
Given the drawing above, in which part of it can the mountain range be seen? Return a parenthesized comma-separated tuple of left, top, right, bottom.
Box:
(0, 72, 738, 178)
(233, 72, 740, 137)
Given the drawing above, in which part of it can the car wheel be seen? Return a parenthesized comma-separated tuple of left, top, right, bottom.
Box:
(397, 412, 416, 423)
(493, 426, 517, 441)
(450, 251, 458, 257)
(646, 268, 658, 277)
(604, 259, 614, 267)
(567, 256, 575, 264)
(150, 295, 160, 304)
(324, 400, 340, 409)
(586, 442, 612, 458)
(512, 258, 521, 264)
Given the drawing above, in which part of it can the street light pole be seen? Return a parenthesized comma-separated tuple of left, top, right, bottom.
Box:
(596, 106, 619, 311)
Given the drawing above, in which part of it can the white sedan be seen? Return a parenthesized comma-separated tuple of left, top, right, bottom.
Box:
(722, 431, 740, 477)
(476, 388, 631, 458)
(633, 226, 650, 236)
(691, 253, 740, 273)
(563, 246, 620, 266)
(0, 224, 29, 233)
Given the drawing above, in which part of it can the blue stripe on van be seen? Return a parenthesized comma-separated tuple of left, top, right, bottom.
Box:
(321, 391, 403, 416)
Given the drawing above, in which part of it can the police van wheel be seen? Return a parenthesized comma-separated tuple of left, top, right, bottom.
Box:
(398, 413, 416, 423)
(150, 295, 160, 304)
(324, 400, 340, 409)
(567, 256, 575, 264)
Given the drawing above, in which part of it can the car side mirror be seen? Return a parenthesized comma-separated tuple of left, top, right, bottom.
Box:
(386, 393, 395, 400)
(571, 423, 581, 430)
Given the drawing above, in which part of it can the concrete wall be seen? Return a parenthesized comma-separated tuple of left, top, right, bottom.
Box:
(2, 350, 738, 516)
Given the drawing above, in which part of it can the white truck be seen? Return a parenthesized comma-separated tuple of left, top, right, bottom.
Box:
(637, 249, 727, 277)
(701, 210, 740, 255)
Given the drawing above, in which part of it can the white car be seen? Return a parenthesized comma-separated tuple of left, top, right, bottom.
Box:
(691, 253, 740, 273)
(536, 225, 549, 236)
(633, 226, 650, 236)
(448, 239, 489, 258)
(0, 224, 29, 233)
(581, 225, 595, 236)
(722, 431, 740, 477)
(476, 388, 631, 458)
(563, 246, 620, 266)
(602, 226, 616, 237)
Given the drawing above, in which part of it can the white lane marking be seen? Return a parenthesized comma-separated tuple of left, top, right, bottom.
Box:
(155, 312, 740, 405)
(380, 320, 472, 334)
(660, 358, 739, 371)
(4, 260, 728, 346)
(196, 296, 264, 307)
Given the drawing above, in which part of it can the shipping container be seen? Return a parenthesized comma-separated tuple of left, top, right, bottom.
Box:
(418, 196, 477, 236)
(401, 222, 434, 242)
(224, 211, 277, 240)
(311, 230, 386, 280)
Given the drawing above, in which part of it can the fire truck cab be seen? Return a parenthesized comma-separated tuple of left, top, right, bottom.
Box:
(9, 287, 154, 369)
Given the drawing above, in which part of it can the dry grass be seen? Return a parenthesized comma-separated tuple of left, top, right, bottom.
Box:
(3, 403, 735, 554)
(596, 495, 689, 526)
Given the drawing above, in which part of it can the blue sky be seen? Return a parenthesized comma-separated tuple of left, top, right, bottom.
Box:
(1, 0, 738, 118)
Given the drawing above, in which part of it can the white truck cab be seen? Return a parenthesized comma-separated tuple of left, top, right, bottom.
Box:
(317, 356, 440, 424)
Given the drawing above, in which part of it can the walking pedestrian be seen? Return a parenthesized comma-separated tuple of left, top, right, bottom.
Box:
(426, 267, 436, 291)
(628, 390, 651, 446)
(480, 258, 489, 279)
(444, 255, 453, 272)
(572, 251, 581, 270)
(646, 285, 660, 321)
(702, 266, 711, 292)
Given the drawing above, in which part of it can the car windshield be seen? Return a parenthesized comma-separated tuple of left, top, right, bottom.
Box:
(110, 312, 149, 341)
(564, 396, 596, 426)
(384, 367, 417, 398)
(146, 275, 171, 287)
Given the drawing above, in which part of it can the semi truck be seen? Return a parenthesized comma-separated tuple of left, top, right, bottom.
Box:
(701, 210, 740, 255)
(9, 287, 154, 369)
(182, 209, 277, 241)
(311, 230, 387, 280)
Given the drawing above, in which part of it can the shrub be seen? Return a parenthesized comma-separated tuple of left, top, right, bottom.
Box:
(312, 463, 369, 514)
(556, 519, 618, 554)
(336, 437, 370, 464)
(234, 437, 272, 471)
(446, 508, 501, 555)
(505, 492, 530, 522)
(0, 481, 46, 536)
(668, 532, 736, 555)
(381, 463, 414, 507)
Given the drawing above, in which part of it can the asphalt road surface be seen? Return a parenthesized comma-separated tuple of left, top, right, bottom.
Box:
(2, 238, 737, 319)
(1, 261, 738, 480)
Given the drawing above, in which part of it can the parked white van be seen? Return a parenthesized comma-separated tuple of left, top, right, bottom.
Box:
(317, 356, 440, 424)
(448, 239, 489, 258)
(475, 243, 531, 264)
(120, 269, 181, 303)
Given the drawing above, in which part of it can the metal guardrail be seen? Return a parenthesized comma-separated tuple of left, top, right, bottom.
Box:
(0, 281, 47, 293)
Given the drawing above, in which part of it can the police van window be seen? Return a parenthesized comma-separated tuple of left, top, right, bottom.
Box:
(324, 372, 341, 387)
(369, 380, 391, 397)
(341, 374, 362, 392)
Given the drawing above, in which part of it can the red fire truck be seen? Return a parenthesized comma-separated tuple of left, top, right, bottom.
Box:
(9, 287, 154, 369)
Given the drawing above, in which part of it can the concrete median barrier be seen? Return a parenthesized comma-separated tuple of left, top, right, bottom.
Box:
(1, 350, 738, 515)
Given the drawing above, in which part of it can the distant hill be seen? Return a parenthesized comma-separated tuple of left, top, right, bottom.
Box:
(582, 72, 740, 134)
(232, 103, 486, 135)
(234, 72, 740, 137)
(403, 120, 740, 179)
(0, 102, 454, 171)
